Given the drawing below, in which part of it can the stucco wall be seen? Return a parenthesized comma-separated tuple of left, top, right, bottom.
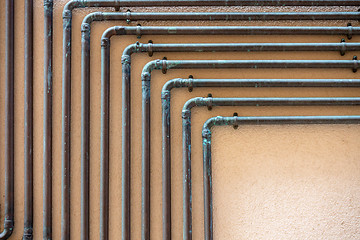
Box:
(0, 1, 359, 239)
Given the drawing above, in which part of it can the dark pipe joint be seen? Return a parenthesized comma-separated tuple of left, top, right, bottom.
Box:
(202, 128, 212, 139)
(347, 23, 353, 39)
(126, 9, 131, 24)
(340, 38, 346, 56)
(101, 38, 110, 48)
(136, 24, 142, 39)
(44, 0, 53, 7)
(22, 227, 33, 240)
(81, 23, 90, 33)
(62, 9, 72, 19)
(147, 41, 153, 57)
(353, 55, 358, 72)
(121, 55, 131, 65)
(142, 72, 151, 82)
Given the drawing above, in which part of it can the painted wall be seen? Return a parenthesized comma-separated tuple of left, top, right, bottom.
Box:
(0, 1, 359, 239)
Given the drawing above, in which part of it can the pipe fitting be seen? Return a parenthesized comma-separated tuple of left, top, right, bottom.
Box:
(141, 72, 151, 82)
(182, 109, 191, 119)
(44, 0, 53, 7)
(147, 41, 153, 57)
(126, 9, 131, 24)
(22, 227, 33, 240)
(202, 128, 212, 139)
(81, 23, 90, 33)
(340, 38, 346, 56)
(101, 38, 110, 48)
(62, 9, 72, 19)
(347, 22, 353, 39)
(136, 24, 142, 39)
(121, 55, 131, 65)
(162, 60, 167, 74)
(353, 55, 358, 72)
(161, 90, 170, 100)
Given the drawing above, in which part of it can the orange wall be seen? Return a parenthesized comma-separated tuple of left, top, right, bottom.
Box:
(0, 1, 359, 239)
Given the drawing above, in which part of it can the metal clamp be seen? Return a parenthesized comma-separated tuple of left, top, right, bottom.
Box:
(353, 55, 358, 73)
(126, 9, 131, 24)
(340, 38, 346, 56)
(162, 57, 167, 74)
(207, 93, 213, 111)
(136, 24, 142, 39)
(233, 113, 239, 129)
(347, 23, 353, 40)
(148, 40, 153, 57)
(188, 75, 193, 92)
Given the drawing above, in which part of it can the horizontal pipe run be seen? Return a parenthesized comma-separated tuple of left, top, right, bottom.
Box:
(66, 0, 360, 8)
(85, 7, 360, 240)
(84, 11, 360, 24)
(143, 59, 360, 73)
(106, 25, 360, 38)
(140, 59, 359, 240)
(202, 115, 360, 240)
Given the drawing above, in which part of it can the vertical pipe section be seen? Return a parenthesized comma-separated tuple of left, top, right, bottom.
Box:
(141, 73, 151, 240)
(100, 38, 110, 240)
(0, 0, 15, 239)
(80, 20, 91, 240)
(202, 128, 212, 240)
(43, 0, 53, 239)
(61, 6, 72, 240)
(23, 0, 34, 239)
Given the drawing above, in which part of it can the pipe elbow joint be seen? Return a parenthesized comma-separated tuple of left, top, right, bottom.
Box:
(83, 12, 103, 25)
(183, 98, 198, 113)
(102, 26, 124, 43)
(63, 0, 78, 12)
(81, 23, 91, 34)
(0, 219, 14, 239)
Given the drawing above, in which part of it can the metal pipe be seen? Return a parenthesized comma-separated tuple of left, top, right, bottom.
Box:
(103, 25, 360, 240)
(122, 42, 360, 240)
(141, 59, 359, 240)
(0, 0, 15, 239)
(23, 0, 33, 239)
(78, 12, 360, 240)
(65, 2, 356, 238)
(161, 78, 360, 240)
(71, 5, 359, 240)
(202, 115, 360, 240)
(43, 0, 53, 239)
(81, 12, 360, 239)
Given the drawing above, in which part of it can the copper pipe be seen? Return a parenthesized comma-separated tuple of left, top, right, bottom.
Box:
(0, 0, 15, 239)
(23, 0, 34, 239)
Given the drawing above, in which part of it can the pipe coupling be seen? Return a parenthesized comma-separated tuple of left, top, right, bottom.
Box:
(63, 9, 72, 19)
(136, 25, 142, 39)
(340, 39, 346, 56)
(23, 227, 33, 239)
(121, 55, 131, 65)
(202, 128, 212, 139)
(141, 72, 151, 82)
(182, 109, 191, 119)
(44, 0, 53, 7)
(347, 23, 353, 39)
(161, 90, 170, 100)
(81, 23, 90, 33)
(126, 10, 131, 24)
(353, 55, 358, 72)
(101, 38, 110, 48)
(147, 42, 153, 57)
(4, 219, 14, 229)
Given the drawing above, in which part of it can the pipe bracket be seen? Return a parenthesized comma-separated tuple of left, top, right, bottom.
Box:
(202, 128, 212, 139)
(121, 55, 131, 65)
(81, 23, 90, 33)
(162, 60, 167, 74)
(148, 41, 153, 57)
(207, 94, 213, 111)
(353, 55, 358, 72)
(340, 39, 346, 56)
(182, 109, 191, 119)
(188, 77, 194, 92)
(126, 10, 131, 24)
(233, 113, 239, 129)
(136, 24, 142, 39)
(63, 9, 72, 19)
(101, 38, 110, 48)
(347, 23, 353, 39)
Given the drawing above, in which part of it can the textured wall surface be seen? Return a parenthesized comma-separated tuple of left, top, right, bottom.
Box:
(0, 1, 359, 239)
